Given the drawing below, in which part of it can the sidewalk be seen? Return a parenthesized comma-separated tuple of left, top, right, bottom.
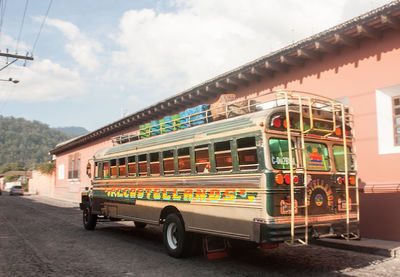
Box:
(313, 237, 400, 258)
(23, 194, 79, 208)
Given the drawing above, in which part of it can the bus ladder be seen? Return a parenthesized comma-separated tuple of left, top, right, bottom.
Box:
(280, 92, 359, 245)
(283, 92, 310, 246)
(341, 107, 360, 240)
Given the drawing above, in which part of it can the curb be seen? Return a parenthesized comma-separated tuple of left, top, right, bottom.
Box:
(312, 238, 400, 258)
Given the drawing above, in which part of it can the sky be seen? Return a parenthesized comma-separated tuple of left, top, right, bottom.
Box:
(0, 0, 394, 131)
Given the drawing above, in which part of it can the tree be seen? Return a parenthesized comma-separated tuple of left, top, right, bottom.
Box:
(0, 115, 73, 168)
(5, 174, 19, 183)
(35, 162, 56, 175)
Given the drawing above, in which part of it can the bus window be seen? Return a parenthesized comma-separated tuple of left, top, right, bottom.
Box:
(269, 138, 296, 170)
(215, 141, 232, 172)
(139, 154, 148, 176)
(94, 162, 100, 178)
(178, 147, 191, 174)
(118, 157, 126, 177)
(103, 161, 110, 178)
(237, 137, 258, 170)
(195, 144, 209, 173)
(333, 145, 354, 171)
(150, 152, 160, 176)
(163, 150, 175, 175)
(305, 142, 330, 171)
(110, 159, 117, 178)
(128, 156, 136, 177)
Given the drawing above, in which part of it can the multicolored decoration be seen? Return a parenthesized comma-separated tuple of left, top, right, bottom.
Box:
(307, 178, 334, 207)
(307, 146, 325, 169)
(280, 199, 298, 215)
(98, 187, 258, 203)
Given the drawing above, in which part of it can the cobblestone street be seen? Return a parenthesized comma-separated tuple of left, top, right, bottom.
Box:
(1, 195, 399, 277)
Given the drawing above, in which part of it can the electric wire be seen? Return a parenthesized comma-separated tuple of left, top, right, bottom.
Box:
(31, 0, 52, 55)
(15, 0, 29, 53)
(0, 0, 7, 46)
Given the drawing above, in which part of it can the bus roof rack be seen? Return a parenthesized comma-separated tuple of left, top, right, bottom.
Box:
(112, 90, 348, 145)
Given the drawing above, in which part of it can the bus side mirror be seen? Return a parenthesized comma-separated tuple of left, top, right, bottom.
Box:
(86, 163, 92, 178)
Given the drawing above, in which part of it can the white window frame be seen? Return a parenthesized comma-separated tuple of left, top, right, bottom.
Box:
(58, 164, 65, 180)
(376, 85, 400, 154)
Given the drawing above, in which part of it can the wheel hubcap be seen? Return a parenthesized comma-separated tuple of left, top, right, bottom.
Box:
(166, 222, 178, 249)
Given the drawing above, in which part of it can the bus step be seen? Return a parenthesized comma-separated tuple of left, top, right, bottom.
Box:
(293, 186, 307, 189)
(293, 224, 308, 228)
(348, 220, 359, 224)
(284, 239, 308, 246)
(202, 236, 229, 260)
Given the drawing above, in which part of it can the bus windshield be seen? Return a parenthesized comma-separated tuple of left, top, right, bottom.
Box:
(269, 138, 296, 170)
(333, 145, 354, 171)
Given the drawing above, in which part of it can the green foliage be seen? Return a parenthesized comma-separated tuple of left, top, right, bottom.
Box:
(0, 162, 25, 174)
(35, 162, 56, 175)
(0, 115, 73, 168)
(5, 174, 19, 182)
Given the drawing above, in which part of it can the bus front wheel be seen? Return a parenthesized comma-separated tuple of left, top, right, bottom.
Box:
(163, 213, 191, 258)
(83, 208, 97, 230)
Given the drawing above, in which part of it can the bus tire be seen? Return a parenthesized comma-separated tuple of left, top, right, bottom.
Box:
(134, 221, 147, 228)
(83, 207, 97, 230)
(163, 213, 191, 258)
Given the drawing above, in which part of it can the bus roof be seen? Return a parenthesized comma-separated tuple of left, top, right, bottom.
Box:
(94, 108, 270, 160)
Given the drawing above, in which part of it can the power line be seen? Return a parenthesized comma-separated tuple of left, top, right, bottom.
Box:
(15, 0, 29, 53)
(0, 0, 7, 46)
(31, 0, 52, 55)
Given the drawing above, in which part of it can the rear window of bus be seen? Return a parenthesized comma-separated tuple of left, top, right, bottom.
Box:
(333, 145, 354, 171)
(269, 138, 296, 170)
(305, 142, 330, 171)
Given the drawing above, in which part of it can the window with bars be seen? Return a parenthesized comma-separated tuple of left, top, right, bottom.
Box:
(163, 150, 175, 175)
(68, 153, 81, 179)
(393, 96, 400, 146)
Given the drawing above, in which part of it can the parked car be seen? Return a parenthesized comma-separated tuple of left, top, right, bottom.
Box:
(9, 185, 24, 196)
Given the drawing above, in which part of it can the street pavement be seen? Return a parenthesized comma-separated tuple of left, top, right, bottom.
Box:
(1, 194, 400, 276)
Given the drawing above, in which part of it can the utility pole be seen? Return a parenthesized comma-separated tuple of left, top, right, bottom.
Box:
(0, 49, 33, 72)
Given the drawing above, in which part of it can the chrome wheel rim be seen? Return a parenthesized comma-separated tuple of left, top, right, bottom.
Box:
(166, 222, 178, 249)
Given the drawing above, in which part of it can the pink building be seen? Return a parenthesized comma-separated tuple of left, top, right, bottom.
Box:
(50, 2, 400, 241)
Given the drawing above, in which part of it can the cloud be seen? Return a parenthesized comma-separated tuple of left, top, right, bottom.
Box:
(0, 34, 30, 54)
(108, 0, 355, 104)
(0, 59, 85, 102)
(44, 18, 103, 72)
(107, 0, 394, 105)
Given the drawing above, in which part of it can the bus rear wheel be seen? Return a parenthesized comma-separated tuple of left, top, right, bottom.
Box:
(163, 213, 191, 258)
(83, 207, 97, 230)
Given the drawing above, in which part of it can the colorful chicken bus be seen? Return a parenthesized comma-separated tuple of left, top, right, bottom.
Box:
(80, 90, 359, 258)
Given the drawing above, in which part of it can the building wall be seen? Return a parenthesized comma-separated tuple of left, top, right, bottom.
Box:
(233, 29, 400, 240)
(28, 170, 55, 197)
(51, 29, 400, 240)
(53, 134, 114, 202)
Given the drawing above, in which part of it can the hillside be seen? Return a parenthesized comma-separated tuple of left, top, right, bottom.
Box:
(53, 126, 89, 136)
(0, 115, 73, 168)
